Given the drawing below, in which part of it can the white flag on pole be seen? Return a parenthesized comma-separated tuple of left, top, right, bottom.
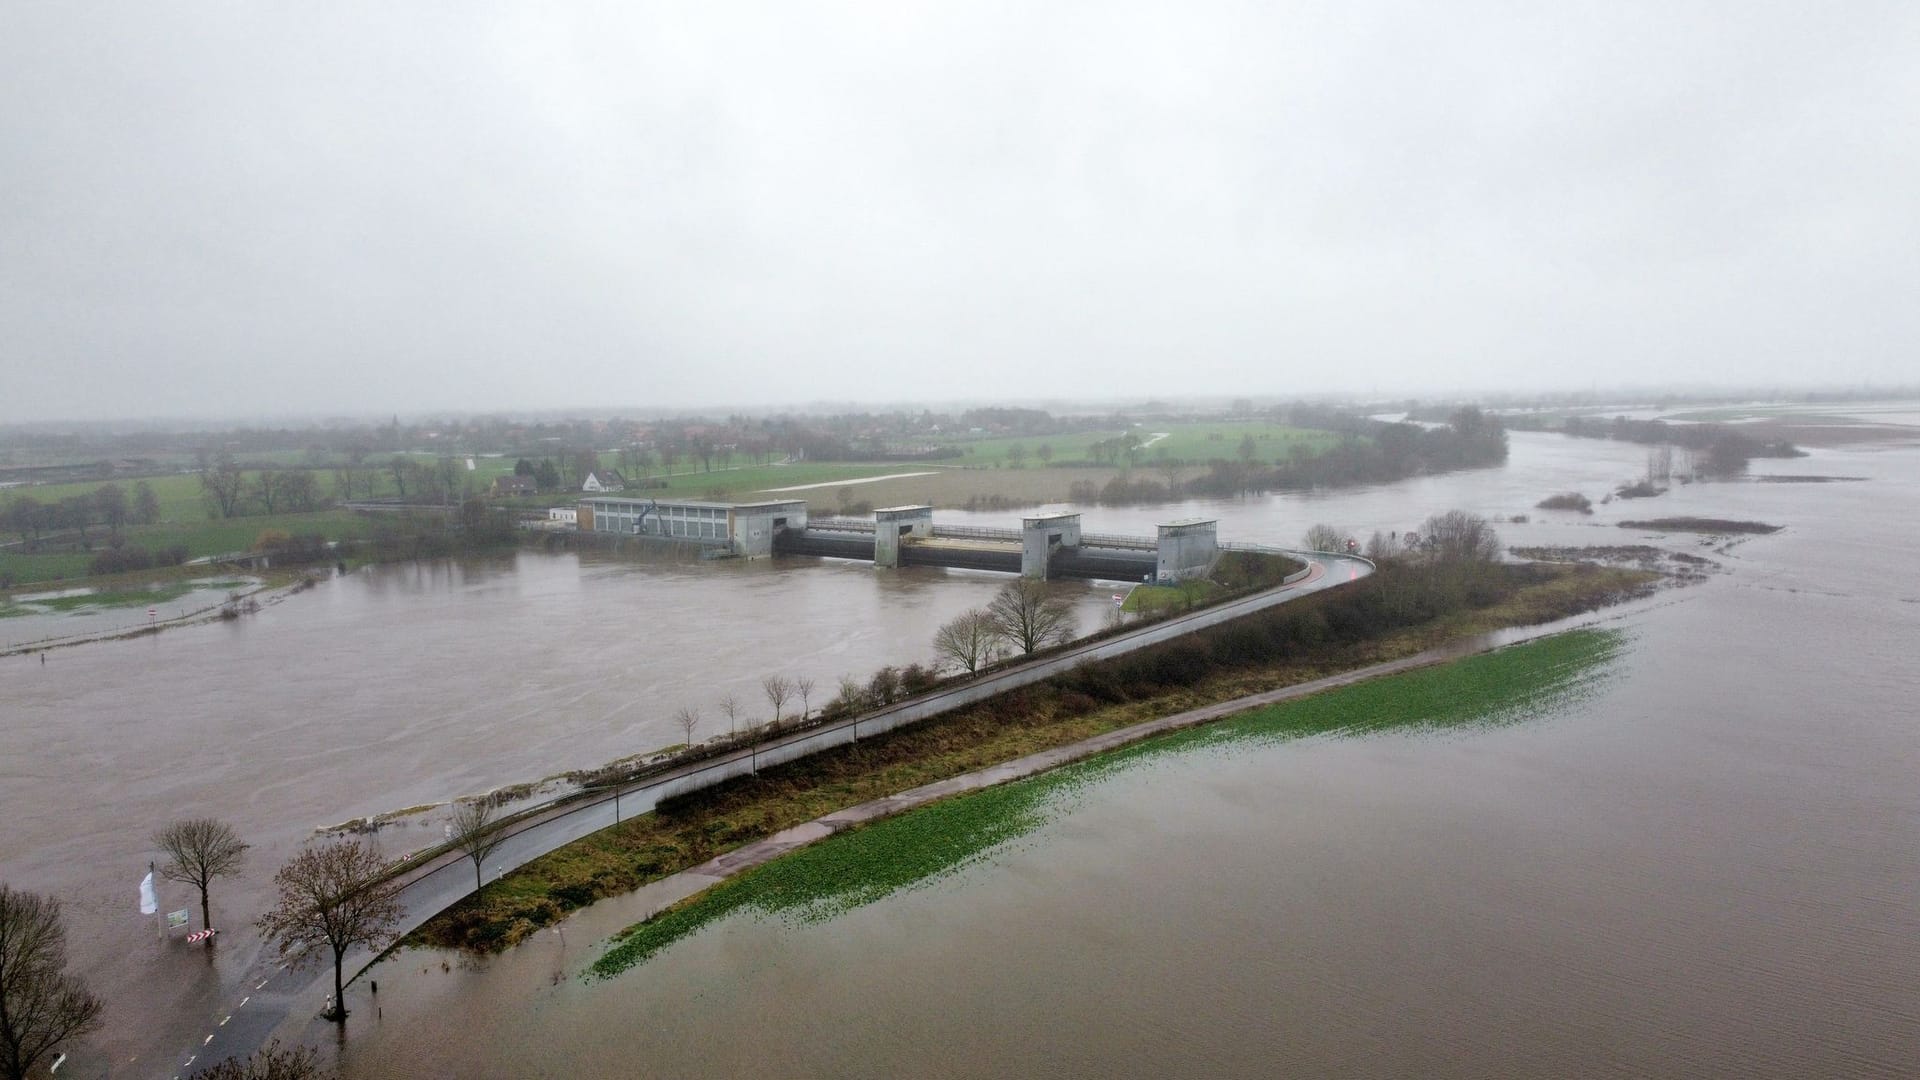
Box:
(139, 871, 157, 915)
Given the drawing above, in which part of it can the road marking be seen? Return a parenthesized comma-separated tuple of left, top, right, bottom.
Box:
(221, 1014, 231, 1025)
(257, 978, 271, 988)
(205, 1034, 215, 1045)
(239, 995, 250, 1006)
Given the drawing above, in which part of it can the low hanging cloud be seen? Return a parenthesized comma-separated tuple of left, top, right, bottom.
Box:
(3, 1, 1916, 421)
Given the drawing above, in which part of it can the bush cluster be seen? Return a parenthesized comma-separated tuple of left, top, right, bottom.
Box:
(88, 542, 190, 575)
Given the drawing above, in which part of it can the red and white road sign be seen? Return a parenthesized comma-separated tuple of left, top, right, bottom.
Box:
(187, 928, 218, 944)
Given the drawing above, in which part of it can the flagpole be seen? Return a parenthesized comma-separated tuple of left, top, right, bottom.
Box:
(151, 862, 162, 942)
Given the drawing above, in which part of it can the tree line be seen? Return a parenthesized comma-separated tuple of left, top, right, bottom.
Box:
(1502, 414, 1802, 475)
(1, 480, 162, 547)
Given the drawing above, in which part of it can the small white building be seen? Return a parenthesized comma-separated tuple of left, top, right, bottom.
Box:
(548, 506, 578, 526)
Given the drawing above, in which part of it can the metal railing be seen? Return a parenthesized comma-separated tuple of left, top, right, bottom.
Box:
(1079, 531, 1157, 549)
(930, 524, 1023, 542)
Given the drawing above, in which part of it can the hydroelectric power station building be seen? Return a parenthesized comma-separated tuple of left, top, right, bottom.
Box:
(577, 497, 808, 558)
(575, 496, 1221, 584)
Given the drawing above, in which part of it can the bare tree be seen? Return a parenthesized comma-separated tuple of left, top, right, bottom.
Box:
(718, 694, 740, 736)
(251, 470, 281, 514)
(153, 818, 249, 932)
(93, 483, 128, 538)
(448, 800, 507, 891)
(834, 675, 868, 714)
(256, 839, 403, 1023)
(133, 480, 162, 525)
(0, 884, 104, 1080)
(674, 706, 700, 748)
(986, 579, 1079, 656)
(1174, 576, 1209, 610)
(1418, 510, 1502, 563)
(932, 608, 1002, 675)
(1156, 449, 1183, 493)
(1302, 523, 1346, 553)
(761, 676, 793, 729)
(795, 676, 816, 721)
(200, 451, 246, 519)
(187, 1040, 330, 1080)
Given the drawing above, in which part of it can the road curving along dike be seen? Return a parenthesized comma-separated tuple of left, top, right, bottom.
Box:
(178, 551, 1372, 1072)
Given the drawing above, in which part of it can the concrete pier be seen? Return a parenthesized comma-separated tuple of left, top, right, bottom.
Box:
(1021, 512, 1083, 579)
(873, 505, 934, 568)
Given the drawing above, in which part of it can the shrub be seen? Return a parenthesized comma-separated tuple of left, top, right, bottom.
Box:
(1536, 492, 1593, 513)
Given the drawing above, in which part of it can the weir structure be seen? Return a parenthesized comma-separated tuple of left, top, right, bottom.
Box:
(576, 496, 1224, 582)
(772, 506, 1220, 583)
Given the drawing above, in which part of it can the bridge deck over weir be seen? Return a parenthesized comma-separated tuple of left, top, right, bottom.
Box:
(776, 520, 1162, 581)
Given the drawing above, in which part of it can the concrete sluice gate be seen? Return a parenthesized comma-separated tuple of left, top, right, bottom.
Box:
(771, 508, 1217, 584)
(578, 496, 1219, 583)
(772, 529, 1161, 581)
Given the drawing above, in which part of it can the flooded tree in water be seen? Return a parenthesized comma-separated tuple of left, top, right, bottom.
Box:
(154, 818, 249, 933)
(986, 580, 1078, 656)
(448, 800, 507, 891)
(932, 608, 1002, 675)
(0, 884, 103, 1080)
(257, 839, 402, 1024)
(675, 706, 701, 749)
(1302, 523, 1347, 552)
(761, 675, 794, 730)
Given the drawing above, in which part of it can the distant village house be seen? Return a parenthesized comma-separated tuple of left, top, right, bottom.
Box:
(582, 470, 626, 493)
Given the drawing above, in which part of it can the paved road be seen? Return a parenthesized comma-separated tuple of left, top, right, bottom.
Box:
(156, 551, 1372, 1077)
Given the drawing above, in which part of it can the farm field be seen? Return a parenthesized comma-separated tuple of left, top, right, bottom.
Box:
(0, 509, 376, 586)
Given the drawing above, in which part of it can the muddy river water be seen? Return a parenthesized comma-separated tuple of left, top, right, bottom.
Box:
(7, 424, 1919, 1077)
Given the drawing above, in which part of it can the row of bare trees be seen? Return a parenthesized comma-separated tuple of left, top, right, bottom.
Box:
(1305, 511, 1504, 565)
(7, 825, 465, 1078)
(932, 579, 1080, 675)
(1, 481, 162, 548)
(0, 816, 382, 1079)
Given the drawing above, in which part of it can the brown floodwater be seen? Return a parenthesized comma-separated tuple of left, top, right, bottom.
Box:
(323, 430, 1920, 1078)
(8, 424, 1919, 1077)
(0, 544, 1123, 1075)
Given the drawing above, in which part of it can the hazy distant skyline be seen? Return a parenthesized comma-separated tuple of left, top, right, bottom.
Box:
(5, 2, 1917, 423)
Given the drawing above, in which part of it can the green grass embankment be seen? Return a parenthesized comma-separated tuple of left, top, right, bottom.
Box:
(1121, 581, 1220, 614)
(592, 627, 1625, 976)
(412, 560, 1655, 954)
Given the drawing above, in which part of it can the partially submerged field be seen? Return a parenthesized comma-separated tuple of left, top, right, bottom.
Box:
(591, 627, 1625, 977)
(412, 558, 1657, 953)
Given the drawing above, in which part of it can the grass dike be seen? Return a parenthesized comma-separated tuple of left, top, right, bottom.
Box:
(591, 627, 1626, 977)
(410, 558, 1657, 955)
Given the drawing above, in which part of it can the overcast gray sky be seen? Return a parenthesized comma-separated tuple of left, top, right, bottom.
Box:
(3, 1, 1915, 422)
